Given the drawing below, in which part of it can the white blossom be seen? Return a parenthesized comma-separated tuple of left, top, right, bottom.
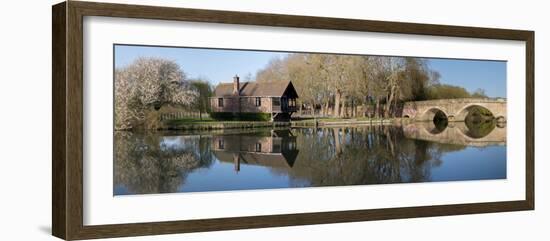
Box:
(115, 57, 198, 130)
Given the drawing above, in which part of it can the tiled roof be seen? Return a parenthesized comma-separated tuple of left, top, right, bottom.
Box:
(214, 81, 297, 97)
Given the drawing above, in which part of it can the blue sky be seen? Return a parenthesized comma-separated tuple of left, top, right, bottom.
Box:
(426, 58, 506, 98)
(114, 45, 506, 98)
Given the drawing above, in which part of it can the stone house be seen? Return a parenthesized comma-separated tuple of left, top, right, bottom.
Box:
(209, 75, 299, 120)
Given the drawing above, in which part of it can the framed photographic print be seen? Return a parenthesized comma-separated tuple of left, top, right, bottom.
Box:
(52, 1, 534, 240)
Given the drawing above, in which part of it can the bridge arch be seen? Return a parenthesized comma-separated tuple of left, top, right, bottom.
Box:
(495, 115, 506, 122)
(423, 120, 447, 135)
(403, 98, 506, 122)
(420, 107, 448, 122)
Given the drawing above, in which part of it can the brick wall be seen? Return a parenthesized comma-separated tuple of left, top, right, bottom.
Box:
(210, 96, 275, 113)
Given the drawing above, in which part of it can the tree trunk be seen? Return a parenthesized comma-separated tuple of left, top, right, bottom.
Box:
(334, 89, 341, 117)
(353, 99, 356, 117)
(312, 101, 317, 118)
(393, 92, 400, 117)
(385, 86, 395, 118)
(341, 95, 347, 118)
(333, 128, 342, 155)
(385, 75, 398, 117)
(351, 99, 356, 117)
(320, 103, 325, 117)
(385, 127, 395, 156)
(375, 98, 380, 118)
(324, 102, 330, 117)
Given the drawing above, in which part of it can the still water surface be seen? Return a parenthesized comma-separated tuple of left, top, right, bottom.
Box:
(114, 122, 506, 195)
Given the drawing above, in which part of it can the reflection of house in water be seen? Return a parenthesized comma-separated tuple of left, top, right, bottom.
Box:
(212, 130, 299, 172)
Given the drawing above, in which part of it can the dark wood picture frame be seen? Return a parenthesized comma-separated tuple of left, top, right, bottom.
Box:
(52, 1, 534, 240)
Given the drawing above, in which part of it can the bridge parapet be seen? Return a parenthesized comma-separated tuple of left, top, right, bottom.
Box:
(402, 98, 507, 122)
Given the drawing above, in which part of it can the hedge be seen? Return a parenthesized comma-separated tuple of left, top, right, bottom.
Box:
(209, 112, 272, 121)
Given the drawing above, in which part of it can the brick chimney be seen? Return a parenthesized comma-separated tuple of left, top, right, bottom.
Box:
(233, 74, 240, 96)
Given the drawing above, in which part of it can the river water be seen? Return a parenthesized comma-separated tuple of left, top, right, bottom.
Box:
(114, 121, 506, 195)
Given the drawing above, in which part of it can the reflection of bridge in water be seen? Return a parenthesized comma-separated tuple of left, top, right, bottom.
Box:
(402, 122, 506, 147)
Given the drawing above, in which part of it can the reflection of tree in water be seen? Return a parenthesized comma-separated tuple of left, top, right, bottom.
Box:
(114, 131, 214, 194)
(115, 126, 472, 194)
(270, 126, 465, 187)
(463, 106, 497, 138)
(464, 119, 497, 139)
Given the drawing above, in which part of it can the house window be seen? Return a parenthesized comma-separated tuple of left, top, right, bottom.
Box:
(255, 97, 261, 106)
(218, 139, 224, 149)
(255, 143, 262, 152)
(218, 98, 224, 107)
(273, 98, 280, 106)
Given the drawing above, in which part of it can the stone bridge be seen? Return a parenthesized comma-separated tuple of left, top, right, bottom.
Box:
(402, 98, 507, 122)
(402, 122, 506, 147)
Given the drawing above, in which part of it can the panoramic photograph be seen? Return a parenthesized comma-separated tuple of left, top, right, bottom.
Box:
(113, 44, 507, 195)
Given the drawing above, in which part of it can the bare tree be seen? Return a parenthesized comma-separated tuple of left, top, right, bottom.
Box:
(255, 53, 453, 119)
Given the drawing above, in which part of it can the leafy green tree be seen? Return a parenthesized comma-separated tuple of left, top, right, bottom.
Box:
(471, 88, 488, 98)
(189, 79, 213, 120)
(426, 84, 471, 99)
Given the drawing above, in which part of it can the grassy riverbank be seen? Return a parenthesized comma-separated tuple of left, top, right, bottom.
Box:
(291, 117, 401, 127)
(161, 116, 404, 130)
(162, 118, 290, 130)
